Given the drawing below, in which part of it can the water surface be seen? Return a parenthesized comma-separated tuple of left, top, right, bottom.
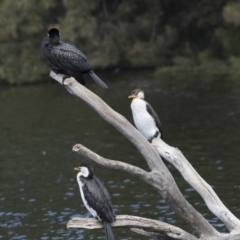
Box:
(0, 71, 240, 239)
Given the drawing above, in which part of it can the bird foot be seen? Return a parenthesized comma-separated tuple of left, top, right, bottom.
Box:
(62, 76, 69, 85)
(51, 67, 68, 85)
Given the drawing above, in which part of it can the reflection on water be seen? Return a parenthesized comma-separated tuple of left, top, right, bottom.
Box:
(0, 71, 240, 239)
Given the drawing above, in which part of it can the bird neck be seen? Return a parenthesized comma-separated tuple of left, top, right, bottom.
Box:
(50, 36, 60, 45)
(132, 98, 145, 104)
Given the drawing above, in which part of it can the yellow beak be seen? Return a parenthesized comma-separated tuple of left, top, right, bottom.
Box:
(74, 167, 80, 171)
(128, 94, 137, 99)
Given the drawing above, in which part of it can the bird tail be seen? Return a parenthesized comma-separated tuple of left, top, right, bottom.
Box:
(104, 222, 114, 240)
(88, 70, 108, 89)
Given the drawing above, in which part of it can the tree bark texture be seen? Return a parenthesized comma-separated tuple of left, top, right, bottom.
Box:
(50, 71, 240, 239)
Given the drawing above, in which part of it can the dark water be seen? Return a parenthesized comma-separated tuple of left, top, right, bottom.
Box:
(0, 71, 240, 239)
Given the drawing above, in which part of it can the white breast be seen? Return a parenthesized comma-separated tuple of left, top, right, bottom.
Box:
(131, 99, 158, 140)
(77, 173, 100, 220)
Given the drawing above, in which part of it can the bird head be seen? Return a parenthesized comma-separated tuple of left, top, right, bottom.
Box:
(48, 28, 60, 45)
(128, 89, 145, 100)
(74, 164, 94, 179)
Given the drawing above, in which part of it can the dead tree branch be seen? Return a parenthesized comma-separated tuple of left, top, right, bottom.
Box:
(50, 71, 240, 239)
(72, 144, 152, 182)
(67, 215, 198, 240)
(152, 138, 240, 232)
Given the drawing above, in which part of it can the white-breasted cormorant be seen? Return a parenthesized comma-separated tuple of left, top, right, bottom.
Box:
(128, 89, 163, 142)
(74, 164, 115, 240)
(41, 28, 108, 88)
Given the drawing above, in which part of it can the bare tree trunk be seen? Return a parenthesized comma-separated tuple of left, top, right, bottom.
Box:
(50, 71, 240, 239)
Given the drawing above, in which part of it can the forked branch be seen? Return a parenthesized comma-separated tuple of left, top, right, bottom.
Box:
(151, 138, 240, 231)
(50, 71, 240, 239)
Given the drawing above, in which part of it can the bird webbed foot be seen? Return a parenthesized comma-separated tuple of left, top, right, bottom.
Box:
(62, 76, 69, 85)
(148, 131, 160, 143)
(51, 67, 69, 85)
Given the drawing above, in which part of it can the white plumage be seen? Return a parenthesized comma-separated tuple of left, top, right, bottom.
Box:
(74, 164, 116, 240)
(76, 171, 99, 220)
(129, 89, 163, 142)
(131, 98, 159, 140)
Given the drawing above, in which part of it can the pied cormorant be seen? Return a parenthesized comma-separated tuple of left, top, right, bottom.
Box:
(41, 28, 108, 88)
(74, 164, 115, 240)
(128, 88, 163, 142)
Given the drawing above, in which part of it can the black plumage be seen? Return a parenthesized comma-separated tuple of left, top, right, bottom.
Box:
(75, 164, 115, 240)
(41, 28, 108, 88)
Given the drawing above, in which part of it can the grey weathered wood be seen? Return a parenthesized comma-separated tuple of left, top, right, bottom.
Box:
(72, 144, 152, 182)
(152, 138, 240, 232)
(131, 228, 177, 240)
(50, 71, 240, 239)
(67, 215, 198, 240)
(67, 216, 240, 240)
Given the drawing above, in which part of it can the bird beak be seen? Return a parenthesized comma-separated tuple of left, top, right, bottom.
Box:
(74, 167, 80, 171)
(128, 94, 137, 99)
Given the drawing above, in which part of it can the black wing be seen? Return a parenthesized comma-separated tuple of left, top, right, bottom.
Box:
(81, 176, 115, 223)
(146, 103, 163, 139)
(50, 42, 93, 73)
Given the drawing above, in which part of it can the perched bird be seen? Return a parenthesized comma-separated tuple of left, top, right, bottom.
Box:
(41, 28, 108, 88)
(74, 164, 115, 240)
(128, 89, 163, 142)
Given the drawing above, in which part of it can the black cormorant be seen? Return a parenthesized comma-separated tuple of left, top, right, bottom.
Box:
(74, 164, 115, 240)
(41, 28, 108, 88)
(128, 89, 163, 142)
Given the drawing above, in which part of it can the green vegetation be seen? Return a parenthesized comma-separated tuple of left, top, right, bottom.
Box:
(0, 0, 240, 84)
